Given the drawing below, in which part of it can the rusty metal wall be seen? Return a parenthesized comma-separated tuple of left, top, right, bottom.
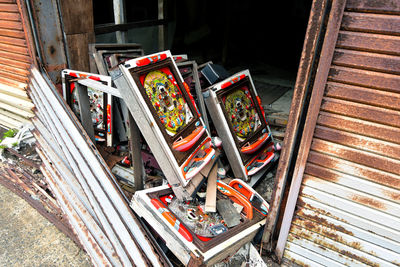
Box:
(0, 0, 34, 129)
(281, 0, 400, 265)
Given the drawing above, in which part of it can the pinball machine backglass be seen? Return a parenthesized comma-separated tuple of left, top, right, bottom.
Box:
(205, 70, 278, 181)
(113, 51, 216, 199)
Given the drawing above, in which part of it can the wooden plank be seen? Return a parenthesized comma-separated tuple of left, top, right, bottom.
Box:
(0, 11, 20, 21)
(341, 12, 400, 35)
(337, 31, 400, 56)
(325, 82, 400, 111)
(262, 0, 330, 247)
(311, 138, 400, 176)
(0, 0, 16, 3)
(321, 97, 400, 128)
(333, 48, 400, 74)
(346, 0, 400, 14)
(0, 3, 18, 12)
(0, 35, 26, 46)
(205, 163, 217, 213)
(317, 111, 400, 144)
(328, 66, 400, 93)
(0, 41, 28, 55)
(0, 27, 24, 38)
(59, 0, 94, 34)
(314, 125, 400, 159)
(0, 19, 22, 30)
(65, 33, 94, 72)
(275, 0, 347, 260)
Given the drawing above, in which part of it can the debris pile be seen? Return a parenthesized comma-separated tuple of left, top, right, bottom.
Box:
(2, 45, 282, 266)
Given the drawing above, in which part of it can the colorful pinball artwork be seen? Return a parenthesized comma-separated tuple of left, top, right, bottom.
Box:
(62, 70, 112, 145)
(70, 85, 106, 131)
(140, 68, 194, 136)
(222, 86, 262, 142)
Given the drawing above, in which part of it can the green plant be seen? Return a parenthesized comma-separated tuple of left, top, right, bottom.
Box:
(3, 129, 17, 138)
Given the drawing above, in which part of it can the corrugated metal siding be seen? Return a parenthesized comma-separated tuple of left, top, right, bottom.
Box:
(284, 0, 400, 266)
(0, 0, 34, 129)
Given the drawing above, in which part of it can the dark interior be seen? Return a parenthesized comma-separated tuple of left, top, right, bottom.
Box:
(93, 0, 312, 81)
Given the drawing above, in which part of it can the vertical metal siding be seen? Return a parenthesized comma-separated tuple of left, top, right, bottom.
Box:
(0, 0, 34, 129)
(283, 0, 400, 266)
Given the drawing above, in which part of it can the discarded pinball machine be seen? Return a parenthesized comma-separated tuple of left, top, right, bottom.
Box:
(109, 52, 270, 266)
(89, 43, 145, 145)
(111, 51, 216, 200)
(61, 70, 113, 146)
(204, 70, 279, 181)
(131, 182, 267, 266)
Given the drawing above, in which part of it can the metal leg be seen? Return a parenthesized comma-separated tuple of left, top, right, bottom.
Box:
(128, 114, 144, 190)
(75, 83, 95, 143)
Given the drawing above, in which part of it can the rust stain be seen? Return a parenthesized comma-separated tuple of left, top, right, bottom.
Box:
(297, 197, 350, 224)
(350, 194, 386, 210)
(293, 218, 362, 250)
(382, 189, 400, 202)
(292, 225, 377, 267)
(339, 250, 379, 267)
(284, 252, 310, 267)
(296, 209, 354, 236)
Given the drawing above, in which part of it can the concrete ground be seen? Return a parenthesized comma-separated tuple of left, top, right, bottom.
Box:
(0, 183, 91, 267)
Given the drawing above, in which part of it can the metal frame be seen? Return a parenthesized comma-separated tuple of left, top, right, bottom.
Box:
(274, 0, 347, 260)
(61, 69, 113, 146)
(131, 185, 267, 266)
(204, 70, 278, 181)
(176, 60, 210, 130)
(261, 0, 331, 250)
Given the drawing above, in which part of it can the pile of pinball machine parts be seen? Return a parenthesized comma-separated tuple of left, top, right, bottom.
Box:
(60, 48, 280, 266)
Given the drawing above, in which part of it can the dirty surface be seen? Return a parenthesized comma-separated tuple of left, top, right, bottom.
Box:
(0, 182, 91, 267)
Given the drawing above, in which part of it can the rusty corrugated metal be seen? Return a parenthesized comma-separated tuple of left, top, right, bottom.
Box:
(0, 0, 34, 129)
(279, 0, 400, 265)
(262, 0, 330, 247)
